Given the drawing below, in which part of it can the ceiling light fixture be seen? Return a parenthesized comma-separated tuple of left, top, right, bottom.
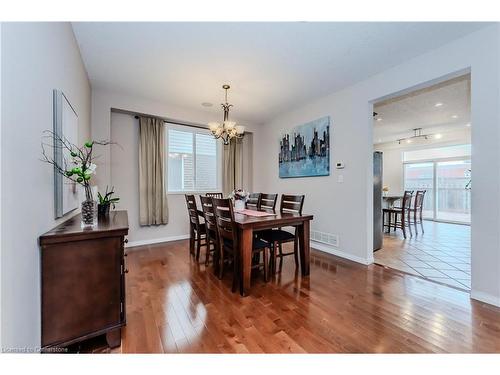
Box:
(451, 114, 459, 119)
(397, 128, 441, 145)
(434, 102, 444, 107)
(376, 118, 383, 122)
(466, 123, 471, 127)
(208, 85, 245, 145)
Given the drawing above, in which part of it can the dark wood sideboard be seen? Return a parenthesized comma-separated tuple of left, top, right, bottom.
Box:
(39, 210, 129, 352)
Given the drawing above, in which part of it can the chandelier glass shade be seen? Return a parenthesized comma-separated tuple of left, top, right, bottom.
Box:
(208, 85, 245, 145)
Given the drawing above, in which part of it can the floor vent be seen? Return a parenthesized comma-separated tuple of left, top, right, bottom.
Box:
(311, 230, 339, 247)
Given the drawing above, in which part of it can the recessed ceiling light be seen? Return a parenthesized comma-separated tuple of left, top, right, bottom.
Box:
(201, 102, 213, 107)
(451, 114, 459, 119)
(466, 123, 471, 127)
(406, 139, 413, 144)
(435, 102, 443, 107)
(377, 139, 382, 143)
(376, 118, 383, 122)
(434, 134, 443, 139)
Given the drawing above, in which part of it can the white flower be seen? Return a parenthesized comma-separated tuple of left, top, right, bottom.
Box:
(86, 163, 97, 175)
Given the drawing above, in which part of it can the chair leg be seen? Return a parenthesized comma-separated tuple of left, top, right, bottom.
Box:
(272, 242, 278, 274)
(387, 212, 391, 233)
(278, 243, 284, 272)
(205, 237, 211, 266)
(401, 213, 407, 239)
(414, 210, 418, 235)
(420, 210, 425, 234)
(189, 225, 195, 256)
(407, 209, 412, 237)
(196, 235, 201, 260)
(263, 248, 269, 282)
(218, 247, 224, 280)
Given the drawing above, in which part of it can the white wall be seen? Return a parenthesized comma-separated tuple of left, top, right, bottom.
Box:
(375, 128, 471, 195)
(0, 23, 91, 351)
(254, 25, 500, 306)
(93, 90, 259, 246)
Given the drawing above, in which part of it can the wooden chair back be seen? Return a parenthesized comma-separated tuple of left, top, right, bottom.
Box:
(260, 193, 278, 210)
(200, 196, 217, 233)
(402, 190, 413, 210)
(414, 190, 426, 210)
(185, 194, 200, 227)
(205, 192, 223, 198)
(212, 198, 238, 248)
(280, 194, 305, 214)
(246, 193, 261, 210)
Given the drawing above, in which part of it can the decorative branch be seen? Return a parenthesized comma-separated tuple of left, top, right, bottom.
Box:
(40, 130, 116, 201)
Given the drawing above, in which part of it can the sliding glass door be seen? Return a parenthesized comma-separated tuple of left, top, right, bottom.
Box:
(436, 160, 471, 223)
(403, 163, 434, 219)
(404, 158, 471, 224)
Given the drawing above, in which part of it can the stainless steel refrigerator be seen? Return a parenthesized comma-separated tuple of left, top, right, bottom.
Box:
(373, 151, 383, 251)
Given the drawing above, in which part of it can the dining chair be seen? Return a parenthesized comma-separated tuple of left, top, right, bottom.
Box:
(260, 194, 305, 273)
(212, 198, 270, 291)
(246, 193, 261, 210)
(382, 190, 413, 239)
(199, 195, 218, 267)
(409, 190, 426, 235)
(184, 194, 208, 260)
(205, 192, 223, 198)
(259, 193, 278, 211)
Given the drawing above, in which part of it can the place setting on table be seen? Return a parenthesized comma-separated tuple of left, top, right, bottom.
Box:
(186, 189, 313, 296)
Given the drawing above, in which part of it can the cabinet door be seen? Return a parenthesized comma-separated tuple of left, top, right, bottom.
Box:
(42, 236, 122, 346)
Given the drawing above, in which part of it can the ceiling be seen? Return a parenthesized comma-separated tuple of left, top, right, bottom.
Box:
(72, 22, 486, 125)
(373, 75, 471, 144)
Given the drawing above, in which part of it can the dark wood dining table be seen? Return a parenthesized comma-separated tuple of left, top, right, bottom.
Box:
(197, 208, 313, 296)
(233, 210, 313, 296)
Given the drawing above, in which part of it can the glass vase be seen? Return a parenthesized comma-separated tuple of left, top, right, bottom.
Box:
(234, 200, 245, 210)
(81, 185, 98, 228)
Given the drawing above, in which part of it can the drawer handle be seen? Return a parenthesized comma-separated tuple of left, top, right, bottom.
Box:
(124, 269, 129, 273)
(124, 238, 129, 244)
(124, 253, 128, 257)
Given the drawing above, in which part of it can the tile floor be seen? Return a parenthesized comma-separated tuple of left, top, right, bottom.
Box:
(374, 220, 471, 290)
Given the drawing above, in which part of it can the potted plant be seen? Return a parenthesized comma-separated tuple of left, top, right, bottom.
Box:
(229, 188, 248, 210)
(98, 186, 120, 217)
(41, 130, 112, 227)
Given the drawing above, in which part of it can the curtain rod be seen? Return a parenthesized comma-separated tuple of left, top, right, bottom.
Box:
(111, 107, 208, 130)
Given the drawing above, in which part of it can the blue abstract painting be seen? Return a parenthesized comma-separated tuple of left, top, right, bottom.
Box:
(279, 116, 330, 178)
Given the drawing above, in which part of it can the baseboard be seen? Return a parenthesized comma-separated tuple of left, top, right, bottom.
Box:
(126, 234, 190, 249)
(311, 240, 374, 265)
(125, 236, 375, 265)
(470, 290, 500, 307)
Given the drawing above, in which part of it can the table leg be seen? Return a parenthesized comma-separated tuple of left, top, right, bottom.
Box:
(240, 227, 253, 296)
(297, 220, 310, 276)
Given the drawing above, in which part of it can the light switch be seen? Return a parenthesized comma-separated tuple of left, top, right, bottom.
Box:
(337, 174, 344, 183)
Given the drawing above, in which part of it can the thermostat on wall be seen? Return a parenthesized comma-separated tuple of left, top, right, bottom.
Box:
(335, 161, 345, 169)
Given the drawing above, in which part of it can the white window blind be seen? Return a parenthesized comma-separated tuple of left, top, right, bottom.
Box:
(167, 124, 221, 193)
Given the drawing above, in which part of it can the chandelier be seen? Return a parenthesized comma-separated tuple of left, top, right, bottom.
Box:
(208, 84, 245, 145)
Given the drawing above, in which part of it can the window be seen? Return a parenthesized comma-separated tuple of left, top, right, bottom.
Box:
(403, 144, 471, 224)
(167, 124, 221, 193)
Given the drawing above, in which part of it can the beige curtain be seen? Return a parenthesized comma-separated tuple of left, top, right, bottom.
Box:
(139, 117, 168, 225)
(222, 138, 243, 196)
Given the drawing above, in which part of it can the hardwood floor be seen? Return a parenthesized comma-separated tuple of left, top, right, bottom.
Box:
(77, 239, 500, 353)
